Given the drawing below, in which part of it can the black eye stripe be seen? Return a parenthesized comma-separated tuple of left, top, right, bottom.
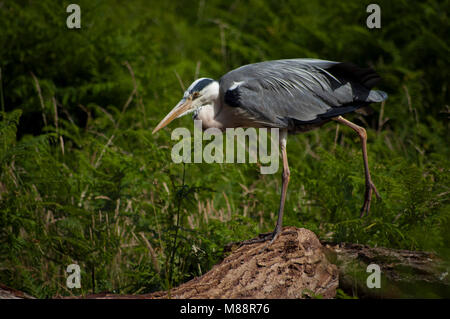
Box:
(189, 78, 213, 94)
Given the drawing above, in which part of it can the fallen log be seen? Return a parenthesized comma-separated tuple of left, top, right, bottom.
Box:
(0, 284, 35, 299)
(322, 241, 450, 298)
(148, 227, 339, 299)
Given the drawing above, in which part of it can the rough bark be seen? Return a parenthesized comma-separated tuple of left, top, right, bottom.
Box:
(148, 227, 339, 299)
(0, 284, 35, 299)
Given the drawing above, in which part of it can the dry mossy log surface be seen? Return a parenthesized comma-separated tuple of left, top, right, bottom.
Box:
(1, 226, 448, 299)
(148, 227, 339, 299)
(0, 284, 35, 299)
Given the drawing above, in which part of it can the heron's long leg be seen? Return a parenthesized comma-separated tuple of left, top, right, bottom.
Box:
(241, 130, 289, 247)
(333, 116, 380, 217)
(271, 132, 290, 241)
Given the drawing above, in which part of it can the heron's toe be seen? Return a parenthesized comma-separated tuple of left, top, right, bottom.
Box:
(240, 227, 283, 247)
(240, 232, 275, 246)
(370, 181, 381, 200)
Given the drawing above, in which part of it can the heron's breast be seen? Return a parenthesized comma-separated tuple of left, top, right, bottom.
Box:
(196, 103, 269, 130)
(196, 104, 225, 130)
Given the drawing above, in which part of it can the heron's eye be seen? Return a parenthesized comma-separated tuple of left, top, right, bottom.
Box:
(192, 92, 200, 99)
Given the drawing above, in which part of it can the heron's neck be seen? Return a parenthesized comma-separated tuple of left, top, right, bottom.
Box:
(194, 81, 229, 130)
(196, 99, 225, 130)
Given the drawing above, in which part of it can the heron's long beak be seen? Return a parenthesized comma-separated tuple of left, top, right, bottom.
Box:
(152, 97, 193, 134)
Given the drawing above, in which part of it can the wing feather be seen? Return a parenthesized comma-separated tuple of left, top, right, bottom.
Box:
(220, 59, 387, 130)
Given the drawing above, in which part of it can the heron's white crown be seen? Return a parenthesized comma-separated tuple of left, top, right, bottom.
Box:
(183, 78, 215, 97)
(196, 80, 219, 102)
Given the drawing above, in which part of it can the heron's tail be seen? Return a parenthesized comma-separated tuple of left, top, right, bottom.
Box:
(327, 62, 388, 103)
(328, 62, 384, 89)
(368, 90, 388, 102)
(353, 90, 387, 116)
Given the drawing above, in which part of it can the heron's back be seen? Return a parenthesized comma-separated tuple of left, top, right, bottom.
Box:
(219, 59, 387, 132)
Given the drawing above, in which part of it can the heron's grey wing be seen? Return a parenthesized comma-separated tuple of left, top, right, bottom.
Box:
(220, 59, 387, 128)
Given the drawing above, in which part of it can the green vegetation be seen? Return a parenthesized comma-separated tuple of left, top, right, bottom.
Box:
(0, 0, 448, 298)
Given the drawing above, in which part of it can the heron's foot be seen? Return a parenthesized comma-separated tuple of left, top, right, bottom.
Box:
(360, 180, 381, 217)
(240, 227, 281, 253)
(240, 228, 281, 245)
(240, 231, 275, 245)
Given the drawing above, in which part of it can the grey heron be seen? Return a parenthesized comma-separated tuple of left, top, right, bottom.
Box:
(153, 59, 387, 245)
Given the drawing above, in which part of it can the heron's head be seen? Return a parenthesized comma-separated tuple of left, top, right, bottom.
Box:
(152, 78, 219, 134)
